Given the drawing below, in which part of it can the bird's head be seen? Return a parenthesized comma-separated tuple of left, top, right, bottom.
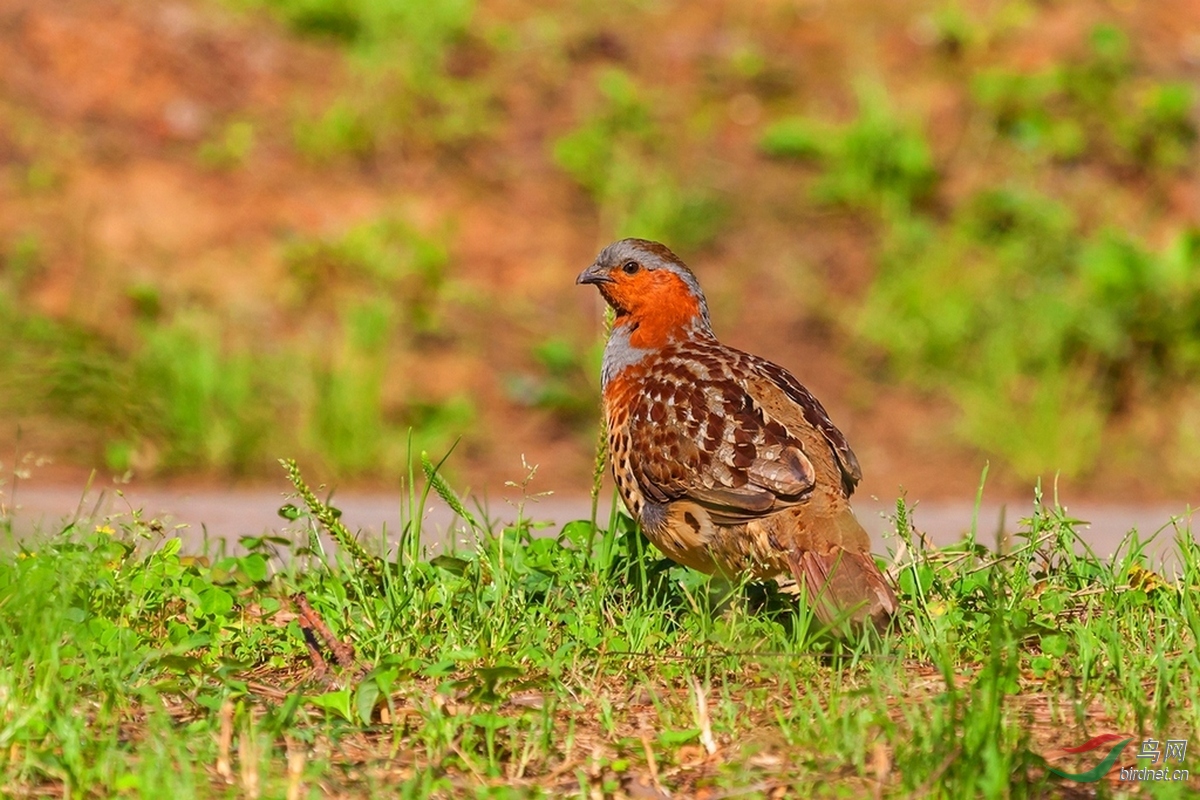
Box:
(576, 238, 713, 347)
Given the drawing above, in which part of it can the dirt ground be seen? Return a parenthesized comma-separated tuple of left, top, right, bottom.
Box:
(2, 0, 1198, 508)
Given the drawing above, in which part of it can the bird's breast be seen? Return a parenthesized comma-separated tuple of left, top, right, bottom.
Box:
(603, 373, 645, 521)
(601, 323, 653, 388)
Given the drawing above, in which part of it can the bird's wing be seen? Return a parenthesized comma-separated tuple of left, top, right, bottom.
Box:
(624, 360, 817, 525)
(744, 356, 863, 497)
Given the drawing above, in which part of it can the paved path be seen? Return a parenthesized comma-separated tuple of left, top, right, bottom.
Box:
(5, 484, 1196, 569)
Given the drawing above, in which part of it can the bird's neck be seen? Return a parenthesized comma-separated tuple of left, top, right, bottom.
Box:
(601, 321, 651, 389)
(601, 308, 713, 388)
(616, 291, 713, 350)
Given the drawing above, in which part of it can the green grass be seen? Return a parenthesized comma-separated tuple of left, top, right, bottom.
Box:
(1, 455, 1196, 798)
(751, 16, 1200, 482)
(855, 189, 1200, 480)
(229, 0, 493, 160)
(281, 214, 453, 337)
(759, 84, 936, 214)
(553, 68, 727, 249)
(748, 15, 1200, 484)
(504, 337, 603, 431)
(197, 121, 257, 171)
(0, 211, 472, 478)
(970, 23, 1196, 169)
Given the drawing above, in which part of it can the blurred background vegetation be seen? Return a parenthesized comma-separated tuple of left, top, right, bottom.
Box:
(0, 0, 1197, 500)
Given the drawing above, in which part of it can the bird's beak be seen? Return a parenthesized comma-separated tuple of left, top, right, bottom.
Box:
(576, 263, 614, 286)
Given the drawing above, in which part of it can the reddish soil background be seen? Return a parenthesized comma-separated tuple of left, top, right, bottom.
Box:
(2, 0, 1198, 508)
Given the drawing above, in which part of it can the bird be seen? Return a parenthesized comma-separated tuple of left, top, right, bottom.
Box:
(577, 238, 898, 631)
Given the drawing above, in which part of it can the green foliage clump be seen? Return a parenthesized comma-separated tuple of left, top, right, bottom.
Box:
(301, 298, 474, 477)
(972, 23, 1197, 169)
(504, 336, 602, 429)
(756, 20, 1197, 480)
(0, 232, 44, 291)
(0, 212, 470, 478)
(292, 99, 377, 164)
(283, 215, 451, 335)
(1118, 81, 1198, 170)
(859, 188, 1200, 477)
(759, 87, 936, 213)
(889, 486, 1200, 795)
(757, 115, 827, 161)
(245, 0, 472, 53)
(0, 304, 287, 474)
(232, 0, 491, 160)
(130, 319, 278, 472)
(0, 509, 295, 793)
(0, 295, 142, 447)
(197, 121, 256, 170)
(553, 69, 727, 250)
(815, 91, 936, 213)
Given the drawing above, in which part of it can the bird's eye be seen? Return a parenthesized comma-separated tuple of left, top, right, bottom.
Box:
(622, 261, 640, 275)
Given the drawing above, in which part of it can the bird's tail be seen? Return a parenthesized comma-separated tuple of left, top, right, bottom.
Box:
(786, 546, 898, 633)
